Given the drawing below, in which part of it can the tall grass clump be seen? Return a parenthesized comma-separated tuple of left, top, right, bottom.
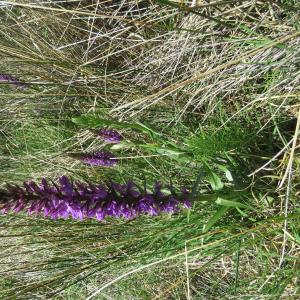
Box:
(0, 0, 299, 299)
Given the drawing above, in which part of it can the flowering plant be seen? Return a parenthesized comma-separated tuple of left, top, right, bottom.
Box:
(0, 74, 28, 89)
(0, 176, 191, 221)
(97, 128, 123, 143)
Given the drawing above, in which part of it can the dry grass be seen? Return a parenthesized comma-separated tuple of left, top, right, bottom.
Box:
(0, 1, 299, 299)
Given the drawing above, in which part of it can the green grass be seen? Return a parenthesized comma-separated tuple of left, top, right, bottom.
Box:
(0, 0, 299, 299)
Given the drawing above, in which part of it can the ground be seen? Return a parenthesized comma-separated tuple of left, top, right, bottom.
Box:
(0, 1, 299, 299)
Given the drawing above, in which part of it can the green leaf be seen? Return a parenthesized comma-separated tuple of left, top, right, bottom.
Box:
(72, 115, 162, 139)
(203, 162, 224, 191)
(215, 164, 233, 181)
(135, 121, 163, 139)
(203, 206, 230, 233)
(207, 171, 224, 191)
(191, 194, 218, 204)
(139, 143, 190, 162)
(196, 194, 218, 202)
(155, 148, 184, 157)
(110, 142, 131, 150)
(235, 207, 248, 217)
(216, 197, 255, 210)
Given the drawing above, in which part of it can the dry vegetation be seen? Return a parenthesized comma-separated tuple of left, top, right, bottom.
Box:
(0, 1, 299, 299)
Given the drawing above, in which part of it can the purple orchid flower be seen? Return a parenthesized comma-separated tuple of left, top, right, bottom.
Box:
(80, 151, 118, 167)
(0, 74, 28, 90)
(97, 128, 122, 144)
(0, 177, 192, 221)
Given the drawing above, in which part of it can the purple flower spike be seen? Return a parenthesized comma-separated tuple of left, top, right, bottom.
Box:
(13, 198, 26, 213)
(0, 74, 28, 90)
(137, 195, 157, 216)
(80, 151, 118, 167)
(0, 176, 192, 221)
(161, 196, 180, 213)
(59, 176, 74, 195)
(183, 199, 192, 209)
(98, 128, 122, 144)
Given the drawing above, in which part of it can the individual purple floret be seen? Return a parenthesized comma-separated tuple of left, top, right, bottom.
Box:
(98, 128, 122, 144)
(0, 74, 28, 90)
(80, 151, 118, 167)
(0, 176, 192, 221)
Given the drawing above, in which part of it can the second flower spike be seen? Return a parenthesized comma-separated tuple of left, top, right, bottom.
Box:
(80, 151, 118, 167)
(97, 128, 122, 144)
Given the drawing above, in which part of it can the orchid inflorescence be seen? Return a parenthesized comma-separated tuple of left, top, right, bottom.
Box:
(97, 128, 123, 144)
(0, 74, 28, 89)
(0, 176, 191, 221)
(79, 151, 118, 167)
(73, 129, 122, 167)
